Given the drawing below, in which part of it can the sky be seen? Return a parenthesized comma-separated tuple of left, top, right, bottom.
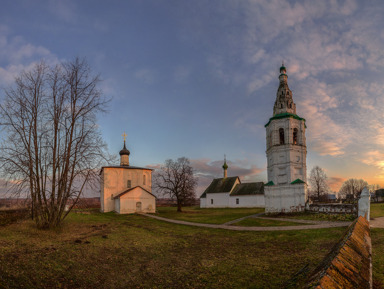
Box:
(0, 0, 384, 196)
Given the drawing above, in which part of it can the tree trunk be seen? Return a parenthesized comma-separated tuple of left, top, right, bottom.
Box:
(177, 201, 182, 212)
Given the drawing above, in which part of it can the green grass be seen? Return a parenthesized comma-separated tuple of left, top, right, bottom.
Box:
(371, 203, 384, 218)
(231, 217, 312, 227)
(371, 228, 384, 288)
(156, 206, 264, 224)
(0, 209, 349, 289)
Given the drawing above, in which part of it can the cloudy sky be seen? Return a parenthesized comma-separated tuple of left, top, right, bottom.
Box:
(0, 0, 384, 196)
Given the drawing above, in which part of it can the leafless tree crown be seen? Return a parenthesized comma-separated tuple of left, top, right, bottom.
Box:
(0, 58, 110, 228)
(154, 157, 197, 212)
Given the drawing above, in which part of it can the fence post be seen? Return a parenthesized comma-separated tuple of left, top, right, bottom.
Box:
(358, 187, 370, 221)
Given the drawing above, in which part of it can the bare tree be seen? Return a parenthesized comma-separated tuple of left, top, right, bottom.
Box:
(0, 58, 110, 229)
(309, 166, 329, 202)
(369, 184, 381, 202)
(154, 157, 197, 212)
(339, 178, 368, 202)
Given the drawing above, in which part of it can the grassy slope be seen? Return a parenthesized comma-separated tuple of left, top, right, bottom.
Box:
(0, 210, 345, 289)
(370, 203, 384, 287)
(371, 203, 384, 219)
(156, 206, 265, 224)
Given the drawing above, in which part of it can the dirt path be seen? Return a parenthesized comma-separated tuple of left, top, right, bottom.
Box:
(370, 217, 384, 228)
(142, 213, 352, 231)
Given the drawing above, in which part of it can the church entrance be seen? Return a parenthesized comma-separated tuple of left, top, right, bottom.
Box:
(136, 202, 142, 212)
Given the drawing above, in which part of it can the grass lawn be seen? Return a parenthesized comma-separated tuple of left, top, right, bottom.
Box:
(371, 203, 384, 219)
(156, 206, 264, 224)
(372, 228, 384, 288)
(231, 217, 312, 227)
(0, 209, 349, 289)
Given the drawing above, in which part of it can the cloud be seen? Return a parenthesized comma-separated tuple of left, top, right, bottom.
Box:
(134, 68, 157, 84)
(360, 151, 384, 177)
(328, 176, 347, 192)
(0, 26, 58, 86)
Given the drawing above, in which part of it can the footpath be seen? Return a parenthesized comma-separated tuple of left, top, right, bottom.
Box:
(142, 213, 352, 231)
(370, 216, 384, 228)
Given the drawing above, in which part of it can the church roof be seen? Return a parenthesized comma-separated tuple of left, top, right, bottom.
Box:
(291, 178, 306, 184)
(264, 112, 306, 127)
(99, 165, 153, 175)
(113, 186, 156, 199)
(201, 176, 239, 196)
(230, 182, 264, 196)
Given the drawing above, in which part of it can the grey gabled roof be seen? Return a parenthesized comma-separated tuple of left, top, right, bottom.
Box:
(230, 182, 264, 196)
(200, 176, 240, 198)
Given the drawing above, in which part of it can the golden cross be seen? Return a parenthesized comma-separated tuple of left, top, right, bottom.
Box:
(122, 132, 127, 142)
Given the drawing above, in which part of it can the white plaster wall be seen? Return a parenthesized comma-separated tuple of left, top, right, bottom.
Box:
(200, 198, 206, 208)
(229, 195, 265, 207)
(265, 183, 307, 213)
(116, 187, 156, 214)
(101, 167, 152, 212)
(205, 193, 230, 208)
(266, 117, 307, 185)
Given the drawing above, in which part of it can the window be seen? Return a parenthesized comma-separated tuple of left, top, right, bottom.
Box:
(236, 198, 239, 205)
(127, 180, 131, 188)
(279, 128, 285, 145)
(280, 103, 283, 108)
(293, 128, 298, 145)
(211, 199, 213, 205)
(143, 175, 146, 185)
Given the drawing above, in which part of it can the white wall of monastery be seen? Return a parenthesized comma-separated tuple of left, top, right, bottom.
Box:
(205, 193, 230, 208)
(228, 195, 265, 207)
(264, 183, 307, 213)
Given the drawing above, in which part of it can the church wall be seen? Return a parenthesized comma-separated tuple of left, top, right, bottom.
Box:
(266, 117, 306, 185)
(229, 195, 265, 208)
(101, 167, 152, 213)
(200, 198, 207, 208)
(100, 170, 105, 212)
(264, 183, 307, 213)
(116, 188, 155, 214)
(205, 193, 230, 208)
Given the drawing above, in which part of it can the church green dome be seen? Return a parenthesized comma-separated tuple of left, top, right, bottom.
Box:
(222, 161, 228, 170)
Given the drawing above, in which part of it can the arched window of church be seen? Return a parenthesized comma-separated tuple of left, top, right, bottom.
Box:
(280, 103, 283, 108)
(143, 175, 146, 185)
(287, 91, 289, 95)
(293, 128, 298, 145)
(279, 128, 285, 145)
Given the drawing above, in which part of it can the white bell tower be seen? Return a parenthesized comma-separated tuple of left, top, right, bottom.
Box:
(264, 63, 308, 213)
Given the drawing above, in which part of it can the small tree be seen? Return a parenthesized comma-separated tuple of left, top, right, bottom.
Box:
(339, 178, 368, 202)
(154, 157, 197, 212)
(309, 166, 329, 202)
(0, 58, 110, 229)
(368, 184, 381, 202)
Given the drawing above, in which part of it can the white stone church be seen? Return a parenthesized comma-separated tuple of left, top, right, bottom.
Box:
(100, 137, 156, 214)
(200, 64, 308, 212)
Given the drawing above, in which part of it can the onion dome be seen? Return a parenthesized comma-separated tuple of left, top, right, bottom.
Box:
(119, 141, 130, 156)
